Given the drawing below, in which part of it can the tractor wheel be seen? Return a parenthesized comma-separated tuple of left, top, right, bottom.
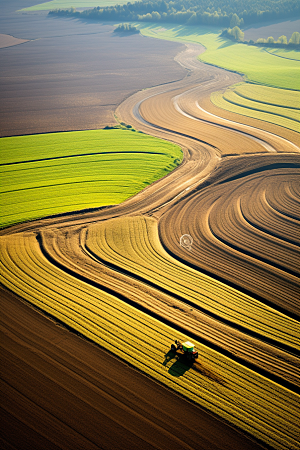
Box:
(171, 344, 176, 352)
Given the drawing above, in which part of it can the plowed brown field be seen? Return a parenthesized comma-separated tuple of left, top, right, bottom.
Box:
(1, 25, 299, 450)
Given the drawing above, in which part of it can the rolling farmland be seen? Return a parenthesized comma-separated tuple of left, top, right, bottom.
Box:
(1, 8, 300, 450)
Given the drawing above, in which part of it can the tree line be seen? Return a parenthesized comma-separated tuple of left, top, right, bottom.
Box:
(48, 0, 300, 28)
(221, 28, 300, 49)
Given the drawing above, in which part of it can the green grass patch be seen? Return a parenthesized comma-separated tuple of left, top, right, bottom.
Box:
(211, 82, 300, 132)
(266, 48, 300, 61)
(138, 23, 300, 90)
(0, 129, 182, 228)
(20, 0, 129, 11)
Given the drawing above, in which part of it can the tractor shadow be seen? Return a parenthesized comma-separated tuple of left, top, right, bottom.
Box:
(163, 351, 227, 385)
(163, 350, 194, 377)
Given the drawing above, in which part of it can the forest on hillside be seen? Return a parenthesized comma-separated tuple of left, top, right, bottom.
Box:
(49, 0, 300, 28)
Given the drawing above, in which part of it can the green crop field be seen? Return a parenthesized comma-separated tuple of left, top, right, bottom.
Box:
(211, 82, 300, 132)
(20, 0, 129, 11)
(0, 230, 299, 450)
(138, 24, 300, 91)
(267, 48, 300, 61)
(0, 129, 182, 228)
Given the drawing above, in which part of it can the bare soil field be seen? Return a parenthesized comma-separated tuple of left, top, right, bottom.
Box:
(0, 12, 185, 137)
(243, 18, 300, 42)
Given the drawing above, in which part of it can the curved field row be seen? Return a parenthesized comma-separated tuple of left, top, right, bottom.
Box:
(266, 47, 300, 61)
(230, 84, 300, 110)
(139, 87, 268, 156)
(1, 287, 268, 450)
(0, 232, 299, 450)
(139, 80, 300, 157)
(170, 84, 300, 154)
(0, 129, 182, 228)
(198, 91, 300, 149)
(211, 83, 300, 133)
(159, 154, 300, 317)
(35, 225, 299, 389)
(84, 215, 298, 350)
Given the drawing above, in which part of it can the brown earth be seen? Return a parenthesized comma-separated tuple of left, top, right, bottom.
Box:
(0, 19, 186, 137)
(243, 18, 300, 42)
(1, 10, 300, 450)
(0, 33, 29, 48)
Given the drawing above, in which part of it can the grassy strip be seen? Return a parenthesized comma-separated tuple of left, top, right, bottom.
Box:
(223, 83, 299, 109)
(0, 231, 299, 450)
(0, 130, 182, 228)
(266, 48, 300, 61)
(85, 215, 299, 349)
(138, 23, 300, 90)
(20, 0, 128, 12)
(211, 83, 300, 132)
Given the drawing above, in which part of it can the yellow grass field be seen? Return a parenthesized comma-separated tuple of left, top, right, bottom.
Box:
(211, 83, 300, 132)
(0, 230, 299, 450)
(85, 215, 299, 350)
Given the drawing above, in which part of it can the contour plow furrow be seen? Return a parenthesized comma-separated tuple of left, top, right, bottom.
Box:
(158, 152, 300, 318)
(83, 216, 299, 349)
(37, 225, 300, 390)
(173, 92, 299, 154)
(139, 89, 266, 156)
(208, 175, 300, 276)
(0, 231, 299, 450)
(210, 83, 300, 134)
(244, 179, 300, 245)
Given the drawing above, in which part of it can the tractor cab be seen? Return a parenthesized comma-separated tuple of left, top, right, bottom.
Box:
(171, 339, 198, 361)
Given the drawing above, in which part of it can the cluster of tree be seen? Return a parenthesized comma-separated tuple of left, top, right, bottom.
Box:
(114, 23, 139, 32)
(254, 31, 300, 47)
(221, 25, 244, 41)
(221, 27, 300, 49)
(48, 0, 300, 28)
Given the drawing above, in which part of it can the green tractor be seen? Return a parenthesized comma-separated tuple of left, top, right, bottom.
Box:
(171, 339, 198, 362)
